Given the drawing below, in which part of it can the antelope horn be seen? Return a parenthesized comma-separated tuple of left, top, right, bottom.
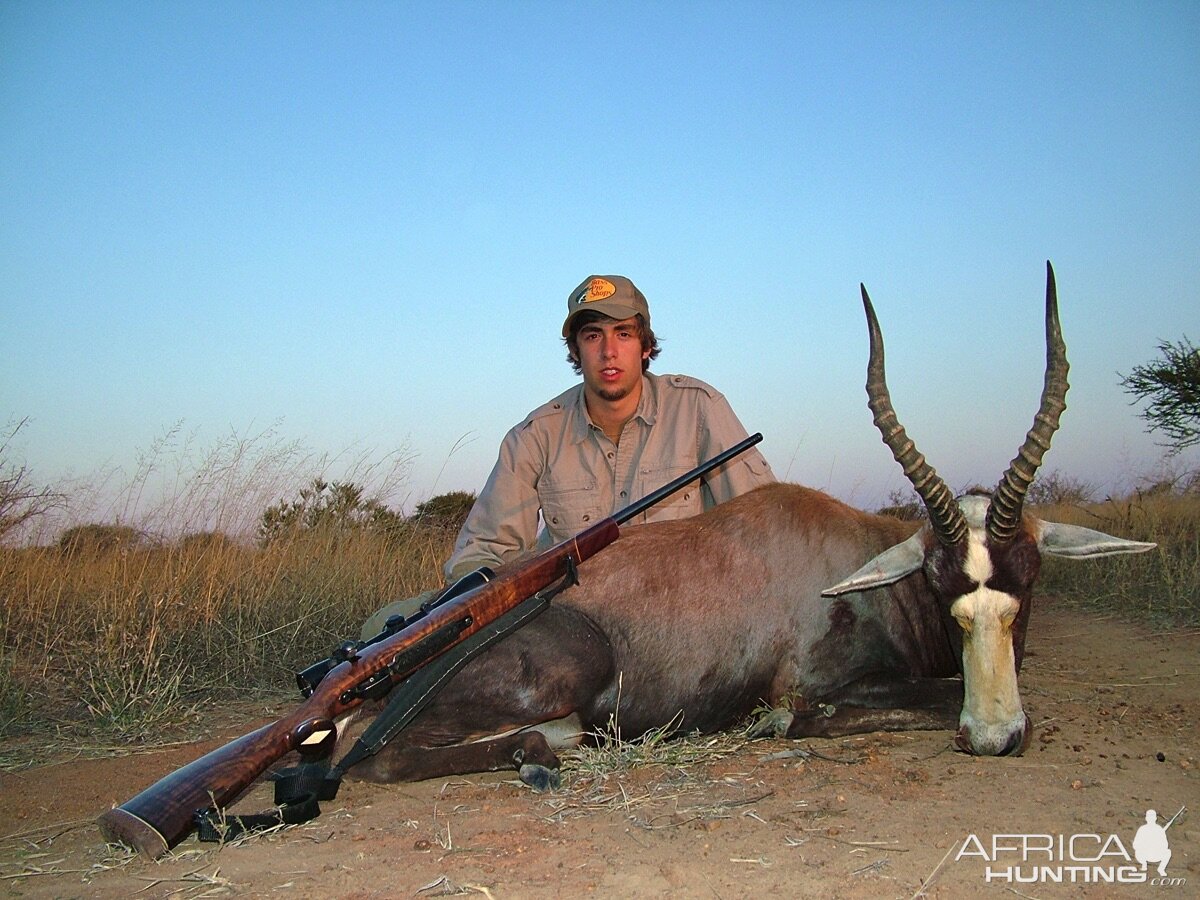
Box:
(985, 261, 1070, 544)
(862, 284, 967, 547)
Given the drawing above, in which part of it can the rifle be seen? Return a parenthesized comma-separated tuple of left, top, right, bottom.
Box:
(1163, 805, 1186, 830)
(98, 433, 763, 859)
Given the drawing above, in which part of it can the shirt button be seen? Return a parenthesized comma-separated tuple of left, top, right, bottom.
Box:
(551, 516, 559, 524)
(607, 451, 614, 459)
(582, 514, 590, 522)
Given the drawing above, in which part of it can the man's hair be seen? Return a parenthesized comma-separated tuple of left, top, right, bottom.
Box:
(564, 311, 661, 375)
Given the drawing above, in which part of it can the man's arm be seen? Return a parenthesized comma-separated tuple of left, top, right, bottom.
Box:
(443, 424, 545, 583)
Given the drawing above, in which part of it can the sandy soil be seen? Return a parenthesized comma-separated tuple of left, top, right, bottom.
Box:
(1, 597, 1196, 899)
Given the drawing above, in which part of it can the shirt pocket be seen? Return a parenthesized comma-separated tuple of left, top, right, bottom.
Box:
(639, 465, 703, 523)
(538, 477, 603, 538)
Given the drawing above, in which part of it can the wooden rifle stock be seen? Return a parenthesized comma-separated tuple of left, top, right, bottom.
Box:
(98, 433, 762, 858)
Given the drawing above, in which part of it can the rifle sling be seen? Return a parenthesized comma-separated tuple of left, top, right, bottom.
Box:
(195, 562, 577, 843)
(335, 591, 554, 771)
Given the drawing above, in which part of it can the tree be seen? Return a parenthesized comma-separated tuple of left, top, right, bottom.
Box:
(1121, 337, 1200, 455)
(1, 418, 64, 543)
(1026, 470, 1096, 506)
(876, 488, 922, 521)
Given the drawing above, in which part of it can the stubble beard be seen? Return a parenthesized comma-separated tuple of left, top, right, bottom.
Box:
(595, 383, 634, 403)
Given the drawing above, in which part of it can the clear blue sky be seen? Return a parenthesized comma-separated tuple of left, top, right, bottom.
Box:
(2, 2, 1197, 534)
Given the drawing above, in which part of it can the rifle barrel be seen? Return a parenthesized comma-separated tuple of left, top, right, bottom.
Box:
(613, 432, 762, 525)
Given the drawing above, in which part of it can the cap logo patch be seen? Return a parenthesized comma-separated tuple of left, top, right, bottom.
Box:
(580, 277, 617, 304)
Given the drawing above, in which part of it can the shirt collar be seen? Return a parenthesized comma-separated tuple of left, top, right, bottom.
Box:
(569, 373, 658, 443)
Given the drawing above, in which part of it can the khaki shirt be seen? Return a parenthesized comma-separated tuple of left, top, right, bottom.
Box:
(444, 372, 775, 582)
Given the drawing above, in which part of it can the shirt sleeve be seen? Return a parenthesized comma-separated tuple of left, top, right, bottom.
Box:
(442, 424, 545, 583)
(697, 391, 776, 508)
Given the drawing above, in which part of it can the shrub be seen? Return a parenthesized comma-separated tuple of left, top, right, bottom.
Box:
(258, 479, 406, 546)
(58, 523, 146, 556)
(410, 490, 476, 533)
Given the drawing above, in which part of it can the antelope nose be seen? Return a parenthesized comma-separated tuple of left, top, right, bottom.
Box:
(955, 715, 1031, 756)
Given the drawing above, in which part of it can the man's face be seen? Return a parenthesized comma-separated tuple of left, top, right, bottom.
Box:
(573, 316, 650, 403)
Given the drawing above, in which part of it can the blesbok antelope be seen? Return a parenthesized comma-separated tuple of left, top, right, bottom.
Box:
(340, 262, 1154, 788)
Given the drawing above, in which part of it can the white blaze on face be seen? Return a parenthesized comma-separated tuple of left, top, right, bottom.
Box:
(950, 533, 1026, 755)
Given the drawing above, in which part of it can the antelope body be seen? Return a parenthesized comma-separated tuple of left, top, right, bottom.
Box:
(341, 263, 1154, 788)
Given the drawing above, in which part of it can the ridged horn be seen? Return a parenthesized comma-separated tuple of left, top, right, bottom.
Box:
(985, 261, 1070, 544)
(862, 284, 967, 547)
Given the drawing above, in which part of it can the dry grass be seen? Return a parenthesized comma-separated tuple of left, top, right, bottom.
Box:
(0, 518, 453, 741)
(0, 426, 462, 741)
(1037, 490, 1199, 626)
(548, 721, 761, 827)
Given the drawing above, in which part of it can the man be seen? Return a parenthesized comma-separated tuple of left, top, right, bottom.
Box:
(362, 274, 774, 638)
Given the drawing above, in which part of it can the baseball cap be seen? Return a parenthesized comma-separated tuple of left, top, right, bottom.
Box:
(562, 275, 651, 337)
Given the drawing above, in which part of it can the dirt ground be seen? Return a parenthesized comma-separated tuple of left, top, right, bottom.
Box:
(1, 597, 1196, 899)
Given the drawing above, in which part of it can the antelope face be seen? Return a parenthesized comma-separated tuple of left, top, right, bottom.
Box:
(822, 488, 1155, 755)
(951, 589, 1030, 755)
(938, 496, 1036, 756)
(821, 262, 1155, 756)
(854, 262, 1067, 756)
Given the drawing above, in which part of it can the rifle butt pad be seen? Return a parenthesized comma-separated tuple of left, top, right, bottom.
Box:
(98, 806, 171, 859)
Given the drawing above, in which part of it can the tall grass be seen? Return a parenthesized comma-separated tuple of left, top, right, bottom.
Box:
(0, 426, 456, 741)
(1037, 491, 1200, 627)
(0, 525, 454, 740)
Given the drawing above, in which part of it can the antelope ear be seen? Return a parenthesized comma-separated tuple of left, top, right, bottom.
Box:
(821, 531, 927, 596)
(1036, 521, 1157, 558)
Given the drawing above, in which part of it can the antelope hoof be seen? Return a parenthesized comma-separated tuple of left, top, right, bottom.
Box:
(748, 707, 795, 740)
(518, 763, 562, 792)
